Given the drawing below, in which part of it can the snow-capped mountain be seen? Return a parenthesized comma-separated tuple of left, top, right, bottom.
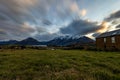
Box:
(47, 35, 95, 46)
(54, 35, 87, 40)
(0, 36, 95, 46)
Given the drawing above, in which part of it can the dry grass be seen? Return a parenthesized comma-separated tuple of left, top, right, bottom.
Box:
(0, 49, 120, 80)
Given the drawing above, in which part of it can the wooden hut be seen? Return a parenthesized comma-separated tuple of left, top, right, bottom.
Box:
(96, 29, 120, 50)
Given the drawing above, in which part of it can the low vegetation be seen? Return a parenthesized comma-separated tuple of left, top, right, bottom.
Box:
(0, 49, 120, 80)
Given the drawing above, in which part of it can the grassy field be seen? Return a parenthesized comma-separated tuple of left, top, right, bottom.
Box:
(0, 49, 120, 80)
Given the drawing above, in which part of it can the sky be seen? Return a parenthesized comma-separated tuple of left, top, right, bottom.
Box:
(0, 0, 120, 41)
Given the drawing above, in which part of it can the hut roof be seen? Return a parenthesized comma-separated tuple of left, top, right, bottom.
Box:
(96, 29, 120, 38)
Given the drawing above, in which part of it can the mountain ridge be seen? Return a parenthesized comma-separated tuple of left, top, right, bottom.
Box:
(0, 36, 95, 46)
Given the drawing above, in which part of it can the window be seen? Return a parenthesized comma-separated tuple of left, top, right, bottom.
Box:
(104, 38, 106, 43)
(111, 37, 115, 43)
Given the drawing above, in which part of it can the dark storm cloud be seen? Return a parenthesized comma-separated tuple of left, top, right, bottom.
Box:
(0, 0, 55, 40)
(104, 10, 120, 31)
(60, 19, 100, 36)
(0, 0, 38, 40)
(42, 19, 52, 25)
(0, 0, 85, 40)
(0, 20, 36, 40)
(0, 0, 37, 23)
(116, 24, 120, 28)
(105, 10, 120, 28)
(0, 0, 84, 24)
(1, 0, 116, 40)
(105, 10, 120, 21)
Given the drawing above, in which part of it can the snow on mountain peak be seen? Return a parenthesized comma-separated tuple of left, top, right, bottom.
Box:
(54, 35, 86, 40)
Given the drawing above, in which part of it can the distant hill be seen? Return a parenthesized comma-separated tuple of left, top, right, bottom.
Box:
(0, 36, 95, 46)
(0, 40, 18, 45)
(16, 37, 40, 45)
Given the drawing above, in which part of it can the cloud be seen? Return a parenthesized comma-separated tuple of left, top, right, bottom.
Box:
(0, 0, 89, 40)
(0, 0, 38, 23)
(70, 2, 87, 17)
(34, 33, 60, 41)
(98, 10, 120, 33)
(96, 21, 110, 33)
(79, 9, 87, 17)
(105, 10, 120, 29)
(60, 19, 113, 38)
(70, 2, 79, 13)
(92, 21, 112, 38)
(0, 0, 39, 40)
(92, 21, 115, 38)
(42, 19, 52, 25)
(0, 0, 117, 41)
(105, 10, 120, 21)
(60, 19, 100, 36)
(116, 24, 120, 28)
(0, 20, 36, 40)
(0, 0, 52, 40)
